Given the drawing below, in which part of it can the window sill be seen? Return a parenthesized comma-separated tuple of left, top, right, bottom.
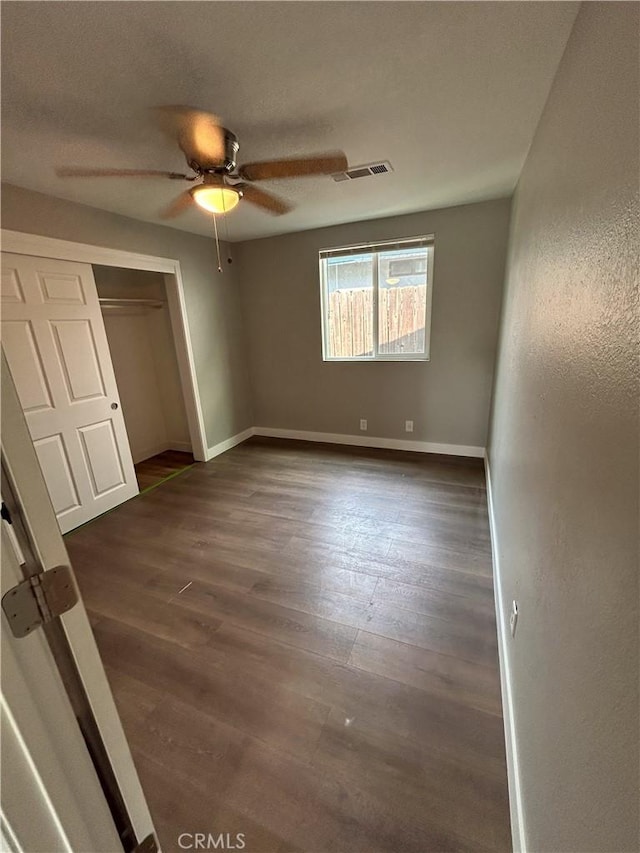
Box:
(322, 357, 430, 363)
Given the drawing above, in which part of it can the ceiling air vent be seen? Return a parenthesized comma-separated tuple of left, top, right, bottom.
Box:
(332, 161, 394, 182)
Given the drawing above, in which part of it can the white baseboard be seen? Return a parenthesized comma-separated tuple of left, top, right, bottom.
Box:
(167, 441, 192, 453)
(205, 427, 254, 461)
(484, 452, 526, 852)
(133, 441, 193, 464)
(202, 425, 484, 465)
(253, 427, 484, 458)
(133, 442, 172, 465)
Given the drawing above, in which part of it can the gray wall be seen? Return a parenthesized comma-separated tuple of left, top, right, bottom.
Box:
(488, 4, 639, 851)
(1, 183, 253, 450)
(237, 198, 511, 449)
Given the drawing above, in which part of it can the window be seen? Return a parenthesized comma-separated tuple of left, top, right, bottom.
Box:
(319, 236, 434, 361)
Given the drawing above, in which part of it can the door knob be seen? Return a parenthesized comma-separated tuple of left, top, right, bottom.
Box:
(111, 402, 118, 410)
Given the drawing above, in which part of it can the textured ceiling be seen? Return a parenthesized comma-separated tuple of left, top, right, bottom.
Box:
(1, 1, 578, 242)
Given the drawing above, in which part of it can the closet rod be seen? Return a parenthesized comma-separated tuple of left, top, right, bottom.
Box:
(98, 298, 164, 309)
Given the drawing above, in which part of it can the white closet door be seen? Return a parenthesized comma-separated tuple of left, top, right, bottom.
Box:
(1, 253, 138, 532)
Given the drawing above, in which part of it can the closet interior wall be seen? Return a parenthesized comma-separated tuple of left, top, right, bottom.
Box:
(92, 265, 191, 464)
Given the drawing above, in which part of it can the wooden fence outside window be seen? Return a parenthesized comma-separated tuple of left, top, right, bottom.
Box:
(327, 285, 427, 357)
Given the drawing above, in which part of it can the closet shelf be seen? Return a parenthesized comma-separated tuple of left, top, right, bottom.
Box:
(98, 298, 164, 310)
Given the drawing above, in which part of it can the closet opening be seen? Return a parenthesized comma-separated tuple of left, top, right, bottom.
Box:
(92, 264, 195, 492)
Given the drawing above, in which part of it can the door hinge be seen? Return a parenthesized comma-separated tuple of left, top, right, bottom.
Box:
(2, 565, 78, 638)
(132, 834, 160, 853)
(1, 501, 12, 524)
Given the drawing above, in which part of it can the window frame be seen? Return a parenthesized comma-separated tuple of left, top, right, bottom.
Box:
(319, 235, 435, 362)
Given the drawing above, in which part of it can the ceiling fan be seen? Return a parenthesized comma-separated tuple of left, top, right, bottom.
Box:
(56, 106, 348, 219)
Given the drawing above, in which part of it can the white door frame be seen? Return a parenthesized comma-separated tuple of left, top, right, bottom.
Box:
(1, 352, 156, 849)
(1, 228, 208, 462)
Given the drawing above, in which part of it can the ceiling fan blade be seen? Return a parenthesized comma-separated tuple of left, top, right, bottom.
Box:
(57, 167, 191, 179)
(153, 105, 226, 168)
(239, 184, 292, 215)
(239, 151, 348, 182)
(160, 190, 195, 219)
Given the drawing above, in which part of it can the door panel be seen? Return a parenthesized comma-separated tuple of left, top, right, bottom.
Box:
(1, 320, 54, 412)
(78, 420, 126, 495)
(1, 253, 138, 532)
(1, 263, 26, 303)
(51, 319, 106, 401)
(33, 434, 81, 516)
(38, 270, 87, 304)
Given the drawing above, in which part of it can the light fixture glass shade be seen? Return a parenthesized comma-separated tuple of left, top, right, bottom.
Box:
(192, 184, 240, 214)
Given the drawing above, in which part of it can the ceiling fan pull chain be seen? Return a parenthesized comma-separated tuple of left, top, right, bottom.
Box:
(222, 195, 233, 265)
(212, 213, 223, 273)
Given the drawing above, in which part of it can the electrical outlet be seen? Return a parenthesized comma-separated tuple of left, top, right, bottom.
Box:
(405, 420, 414, 433)
(510, 600, 519, 638)
(359, 419, 368, 431)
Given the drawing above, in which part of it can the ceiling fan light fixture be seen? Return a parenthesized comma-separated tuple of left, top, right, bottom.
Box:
(191, 183, 241, 214)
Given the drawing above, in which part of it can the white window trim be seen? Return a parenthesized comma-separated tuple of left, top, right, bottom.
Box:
(319, 236, 435, 362)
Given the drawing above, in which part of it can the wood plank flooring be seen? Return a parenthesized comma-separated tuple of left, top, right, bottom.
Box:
(65, 437, 511, 853)
(134, 449, 194, 491)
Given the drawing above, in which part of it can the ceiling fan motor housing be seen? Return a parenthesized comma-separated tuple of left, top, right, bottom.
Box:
(191, 128, 239, 174)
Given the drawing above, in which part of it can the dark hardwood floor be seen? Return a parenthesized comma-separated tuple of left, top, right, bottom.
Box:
(65, 437, 511, 853)
(134, 449, 194, 491)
